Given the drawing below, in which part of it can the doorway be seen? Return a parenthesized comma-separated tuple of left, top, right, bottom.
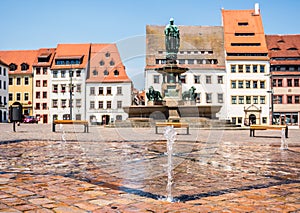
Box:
(102, 115, 110, 125)
(249, 114, 256, 125)
(43, 114, 48, 123)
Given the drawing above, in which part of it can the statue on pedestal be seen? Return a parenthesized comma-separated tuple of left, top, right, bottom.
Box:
(146, 86, 163, 102)
(165, 18, 180, 63)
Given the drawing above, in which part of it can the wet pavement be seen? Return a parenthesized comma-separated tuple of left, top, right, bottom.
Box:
(0, 123, 300, 212)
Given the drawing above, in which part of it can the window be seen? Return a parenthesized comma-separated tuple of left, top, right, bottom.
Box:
(238, 65, 243, 73)
(104, 70, 109, 76)
(253, 81, 258, 89)
(253, 65, 257, 73)
(206, 93, 212, 103)
(75, 114, 81, 120)
(110, 60, 115, 66)
(238, 96, 244, 104)
(24, 77, 29, 85)
(287, 79, 292, 87)
(231, 80, 236, 89)
(196, 93, 201, 103)
(61, 70, 66, 78)
(53, 85, 58, 93)
(194, 75, 200, 84)
(238, 81, 244, 89)
(17, 77, 21, 85)
(113, 70, 119, 76)
(116, 115, 122, 121)
(42, 103, 47, 110)
(187, 59, 194, 64)
(76, 99, 81, 107)
(117, 101, 122, 108)
(153, 75, 160, 84)
(262, 117, 267, 124)
(53, 71, 58, 78)
(278, 79, 282, 87)
(9, 63, 17, 71)
(217, 76, 223, 84)
(98, 87, 104, 95)
(76, 84, 81, 92)
(24, 93, 29, 101)
(238, 117, 243, 124)
(43, 80, 47, 87)
(105, 52, 110, 57)
(90, 101, 95, 109)
(180, 75, 186, 83)
(217, 93, 223, 103)
(61, 99, 67, 108)
(92, 70, 98, 76)
(246, 65, 251, 73)
(107, 87, 112, 95)
(260, 96, 265, 104)
(232, 117, 237, 124)
(52, 99, 58, 108)
(260, 81, 265, 89)
(9, 93, 13, 101)
(100, 60, 105, 66)
(9, 78, 13, 85)
(90, 87, 95, 95)
(36, 68, 41, 75)
(36, 92, 41, 99)
(36, 80, 41, 87)
(294, 79, 299, 87)
(117, 87, 122, 95)
(43, 68, 47, 75)
(238, 22, 248, 26)
(287, 96, 293, 104)
(178, 59, 185, 64)
(274, 95, 283, 104)
(61, 84, 66, 93)
(260, 65, 265, 73)
(21, 63, 29, 71)
(231, 96, 237, 104)
(206, 76, 212, 84)
(107, 101, 112, 109)
(246, 81, 251, 88)
(16, 93, 21, 101)
(76, 70, 81, 77)
(295, 96, 300, 104)
(35, 103, 40, 110)
(253, 96, 258, 104)
(246, 96, 251, 104)
(43, 92, 47, 99)
(231, 65, 236, 73)
(98, 101, 103, 109)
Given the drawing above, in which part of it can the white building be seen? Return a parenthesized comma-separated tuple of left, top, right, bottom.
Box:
(86, 44, 132, 124)
(49, 44, 90, 122)
(222, 4, 271, 125)
(0, 59, 9, 122)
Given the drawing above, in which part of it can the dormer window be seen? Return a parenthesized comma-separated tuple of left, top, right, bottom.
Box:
(105, 52, 110, 58)
(104, 70, 109, 76)
(238, 22, 248, 26)
(93, 70, 98, 76)
(278, 39, 285, 43)
(99, 60, 105, 66)
(110, 60, 115, 66)
(271, 48, 281, 51)
(9, 63, 17, 71)
(114, 70, 119, 76)
(287, 47, 298, 51)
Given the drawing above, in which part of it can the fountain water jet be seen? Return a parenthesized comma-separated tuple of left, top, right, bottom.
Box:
(164, 126, 177, 202)
(280, 128, 288, 150)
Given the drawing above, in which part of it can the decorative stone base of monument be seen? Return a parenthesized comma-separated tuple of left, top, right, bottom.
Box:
(164, 98, 183, 107)
(183, 101, 196, 106)
(148, 101, 165, 106)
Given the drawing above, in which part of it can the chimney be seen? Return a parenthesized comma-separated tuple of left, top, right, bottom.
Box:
(254, 3, 260, 15)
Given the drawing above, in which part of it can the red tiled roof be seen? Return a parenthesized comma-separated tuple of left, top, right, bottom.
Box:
(0, 59, 8, 67)
(33, 48, 56, 67)
(266, 34, 300, 65)
(86, 43, 132, 83)
(0, 50, 38, 74)
(222, 8, 268, 58)
(51, 43, 90, 70)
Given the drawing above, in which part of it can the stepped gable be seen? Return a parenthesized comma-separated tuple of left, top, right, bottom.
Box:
(266, 34, 300, 65)
(86, 43, 132, 83)
(222, 7, 268, 59)
(33, 48, 56, 67)
(51, 43, 90, 70)
(0, 50, 38, 74)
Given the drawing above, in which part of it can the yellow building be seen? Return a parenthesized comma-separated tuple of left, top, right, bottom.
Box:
(0, 50, 38, 117)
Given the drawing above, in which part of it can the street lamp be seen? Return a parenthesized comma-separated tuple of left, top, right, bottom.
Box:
(69, 69, 73, 120)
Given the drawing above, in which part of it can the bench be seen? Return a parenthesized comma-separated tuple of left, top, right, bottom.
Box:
(52, 120, 89, 133)
(155, 122, 189, 134)
(250, 124, 288, 138)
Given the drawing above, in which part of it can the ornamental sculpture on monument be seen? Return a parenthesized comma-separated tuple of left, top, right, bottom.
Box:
(164, 18, 180, 63)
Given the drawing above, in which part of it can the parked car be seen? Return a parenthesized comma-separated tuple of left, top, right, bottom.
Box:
(23, 116, 38, 124)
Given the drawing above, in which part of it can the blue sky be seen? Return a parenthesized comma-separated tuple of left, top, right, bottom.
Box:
(1, 0, 299, 89)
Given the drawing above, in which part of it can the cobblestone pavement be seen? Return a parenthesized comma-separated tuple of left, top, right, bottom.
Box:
(0, 123, 299, 212)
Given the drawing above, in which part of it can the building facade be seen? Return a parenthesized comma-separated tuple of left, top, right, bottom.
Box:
(222, 4, 270, 126)
(32, 48, 56, 123)
(0, 59, 9, 122)
(86, 44, 132, 124)
(0, 50, 38, 117)
(145, 25, 226, 119)
(266, 34, 300, 127)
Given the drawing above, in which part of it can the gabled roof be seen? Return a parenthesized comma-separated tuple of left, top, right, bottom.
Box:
(86, 43, 131, 83)
(222, 7, 268, 58)
(266, 34, 300, 65)
(51, 43, 90, 70)
(33, 48, 56, 67)
(146, 25, 225, 69)
(0, 59, 8, 67)
(0, 50, 38, 74)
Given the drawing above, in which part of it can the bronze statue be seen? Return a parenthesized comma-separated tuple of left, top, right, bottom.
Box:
(182, 86, 197, 101)
(164, 18, 180, 62)
(146, 86, 163, 101)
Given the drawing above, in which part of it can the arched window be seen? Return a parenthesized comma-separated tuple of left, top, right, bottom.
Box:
(9, 63, 17, 71)
(21, 63, 29, 71)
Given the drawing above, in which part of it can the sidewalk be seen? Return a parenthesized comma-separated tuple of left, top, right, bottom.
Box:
(0, 123, 299, 212)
